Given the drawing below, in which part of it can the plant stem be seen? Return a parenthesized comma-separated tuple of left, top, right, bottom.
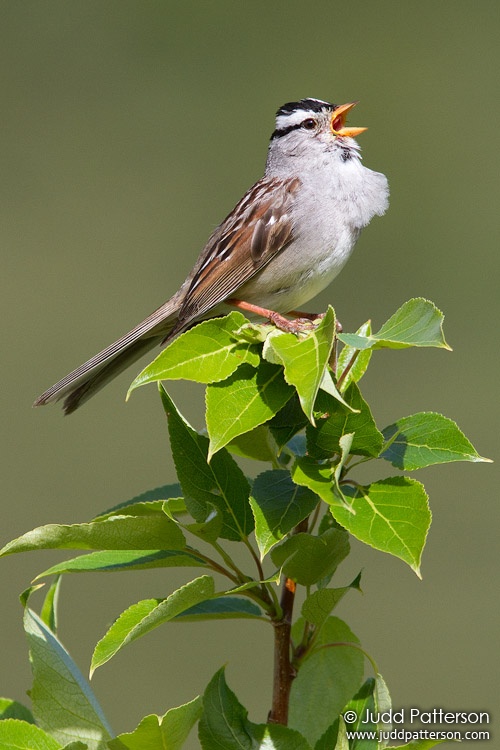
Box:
(268, 577, 296, 725)
(268, 517, 309, 725)
(244, 536, 266, 581)
(185, 547, 240, 584)
(336, 348, 360, 391)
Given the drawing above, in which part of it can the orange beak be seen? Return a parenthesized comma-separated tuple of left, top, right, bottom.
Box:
(331, 101, 367, 138)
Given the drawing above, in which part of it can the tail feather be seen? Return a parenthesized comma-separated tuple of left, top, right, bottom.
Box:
(34, 292, 183, 413)
(60, 336, 162, 414)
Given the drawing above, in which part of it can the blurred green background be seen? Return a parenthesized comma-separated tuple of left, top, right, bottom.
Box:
(1, 1, 498, 746)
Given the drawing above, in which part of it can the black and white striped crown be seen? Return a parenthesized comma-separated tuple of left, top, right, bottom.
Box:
(272, 98, 335, 139)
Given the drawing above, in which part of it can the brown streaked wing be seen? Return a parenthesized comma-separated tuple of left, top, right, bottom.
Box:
(173, 176, 300, 328)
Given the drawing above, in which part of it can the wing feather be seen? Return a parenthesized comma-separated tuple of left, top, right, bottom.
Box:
(173, 176, 300, 327)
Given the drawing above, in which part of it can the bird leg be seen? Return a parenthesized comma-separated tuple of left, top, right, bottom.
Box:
(228, 299, 325, 333)
(228, 298, 344, 372)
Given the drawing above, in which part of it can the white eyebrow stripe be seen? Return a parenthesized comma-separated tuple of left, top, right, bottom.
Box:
(275, 110, 319, 130)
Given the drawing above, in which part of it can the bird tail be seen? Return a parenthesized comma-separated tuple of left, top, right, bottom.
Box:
(33, 292, 183, 414)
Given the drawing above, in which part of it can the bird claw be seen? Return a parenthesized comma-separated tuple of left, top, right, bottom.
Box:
(269, 311, 323, 333)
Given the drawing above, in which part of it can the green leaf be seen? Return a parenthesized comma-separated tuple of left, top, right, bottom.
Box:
(160, 386, 253, 541)
(263, 307, 336, 423)
(291, 457, 334, 495)
(333, 718, 348, 750)
(35, 549, 207, 578)
(342, 674, 395, 748)
(333, 435, 355, 505)
(233, 320, 276, 345)
(107, 696, 202, 750)
(336, 321, 373, 391)
(182, 506, 224, 544)
(0, 720, 62, 750)
(19, 584, 44, 609)
(271, 529, 350, 586)
(374, 673, 391, 711)
(374, 673, 393, 742)
(0, 699, 35, 724)
(332, 478, 431, 576)
(39, 576, 61, 633)
(128, 312, 258, 394)
(318, 369, 353, 410)
(291, 456, 342, 508)
(268, 393, 310, 450)
(227, 424, 280, 462)
(307, 384, 384, 459)
(289, 617, 364, 746)
(198, 667, 311, 750)
(301, 576, 361, 630)
(381, 412, 491, 469)
(341, 678, 378, 749)
(198, 667, 252, 750)
(24, 608, 112, 749)
(250, 470, 319, 557)
(338, 299, 450, 351)
(314, 720, 340, 750)
(94, 484, 183, 520)
(292, 434, 353, 517)
(206, 361, 293, 458)
(284, 434, 308, 458)
(173, 597, 262, 621)
(295, 461, 431, 574)
(339, 675, 393, 747)
(0, 514, 185, 557)
(90, 575, 214, 674)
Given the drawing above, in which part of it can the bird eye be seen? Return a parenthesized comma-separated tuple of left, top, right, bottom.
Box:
(301, 118, 317, 130)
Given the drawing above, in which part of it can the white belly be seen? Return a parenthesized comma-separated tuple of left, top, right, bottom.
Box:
(236, 225, 359, 312)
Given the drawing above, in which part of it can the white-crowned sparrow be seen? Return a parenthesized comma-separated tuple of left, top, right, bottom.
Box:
(34, 98, 389, 413)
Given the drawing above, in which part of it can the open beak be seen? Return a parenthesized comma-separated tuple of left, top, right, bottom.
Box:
(331, 102, 367, 138)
